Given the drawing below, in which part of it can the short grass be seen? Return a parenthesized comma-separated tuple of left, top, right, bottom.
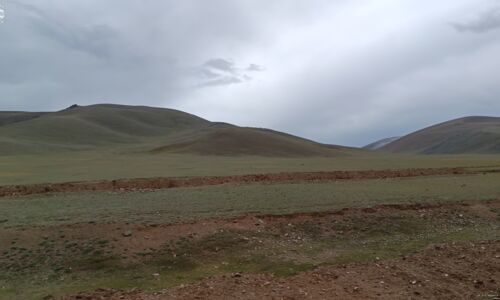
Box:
(0, 203, 498, 299)
(1, 173, 500, 227)
(1, 152, 500, 185)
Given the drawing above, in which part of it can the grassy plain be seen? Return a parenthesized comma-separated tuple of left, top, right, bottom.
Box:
(1, 152, 500, 299)
(1, 172, 500, 228)
(2, 152, 500, 185)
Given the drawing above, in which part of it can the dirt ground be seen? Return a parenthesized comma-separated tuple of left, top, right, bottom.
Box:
(0, 167, 467, 197)
(62, 241, 500, 300)
(6, 199, 490, 300)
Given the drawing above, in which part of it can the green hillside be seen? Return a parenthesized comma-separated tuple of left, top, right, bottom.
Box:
(0, 104, 355, 157)
(382, 116, 500, 154)
(0, 112, 46, 126)
(153, 123, 356, 157)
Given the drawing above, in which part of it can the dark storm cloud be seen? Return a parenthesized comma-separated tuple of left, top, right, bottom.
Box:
(452, 6, 500, 33)
(1, 0, 500, 146)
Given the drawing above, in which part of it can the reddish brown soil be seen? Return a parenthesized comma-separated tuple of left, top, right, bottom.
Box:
(8, 199, 493, 300)
(62, 241, 500, 300)
(0, 167, 468, 197)
(2, 199, 498, 264)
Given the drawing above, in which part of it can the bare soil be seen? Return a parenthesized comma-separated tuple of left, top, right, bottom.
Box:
(7, 199, 493, 300)
(0, 167, 468, 197)
(62, 241, 500, 300)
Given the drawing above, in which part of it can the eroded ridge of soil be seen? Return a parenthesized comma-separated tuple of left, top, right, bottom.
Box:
(61, 241, 500, 300)
(0, 167, 468, 197)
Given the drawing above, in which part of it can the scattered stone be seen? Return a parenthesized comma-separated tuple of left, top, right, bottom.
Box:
(473, 280, 484, 288)
(122, 230, 133, 237)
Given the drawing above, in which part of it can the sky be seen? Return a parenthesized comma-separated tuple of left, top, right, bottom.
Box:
(1, 1, 500, 146)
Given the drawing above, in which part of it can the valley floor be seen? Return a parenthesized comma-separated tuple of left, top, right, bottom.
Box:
(0, 194, 499, 299)
(0, 158, 499, 299)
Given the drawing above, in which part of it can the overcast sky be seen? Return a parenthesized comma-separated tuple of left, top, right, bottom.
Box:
(1, 0, 500, 146)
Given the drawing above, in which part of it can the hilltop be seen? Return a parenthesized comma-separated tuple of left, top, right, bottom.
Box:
(382, 116, 500, 154)
(0, 104, 357, 157)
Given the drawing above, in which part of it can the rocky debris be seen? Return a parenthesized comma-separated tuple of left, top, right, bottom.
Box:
(60, 240, 500, 300)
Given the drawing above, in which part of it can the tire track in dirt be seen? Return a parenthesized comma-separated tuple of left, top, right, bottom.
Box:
(0, 167, 469, 197)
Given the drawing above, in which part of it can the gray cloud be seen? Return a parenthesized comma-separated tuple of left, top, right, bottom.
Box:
(0, 4, 4, 22)
(204, 59, 235, 73)
(452, 6, 500, 33)
(1, 0, 500, 146)
(194, 58, 263, 87)
(247, 64, 264, 72)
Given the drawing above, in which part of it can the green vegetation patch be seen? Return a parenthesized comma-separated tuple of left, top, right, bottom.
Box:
(1, 173, 500, 227)
(0, 205, 498, 299)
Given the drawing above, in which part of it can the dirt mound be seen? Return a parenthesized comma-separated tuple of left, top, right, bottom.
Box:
(61, 240, 500, 300)
(0, 167, 468, 197)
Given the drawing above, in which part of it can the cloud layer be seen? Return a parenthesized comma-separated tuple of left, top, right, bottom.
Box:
(1, 0, 500, 146)
(452, 6, 500, 33)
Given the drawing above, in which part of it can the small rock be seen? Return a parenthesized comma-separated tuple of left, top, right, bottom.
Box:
(473, 280, 484, 288)
(122, 230, 133, 237)
(232, 272, 242, 278)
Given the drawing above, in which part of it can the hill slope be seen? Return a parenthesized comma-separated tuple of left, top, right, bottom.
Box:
(363, 137, 400, 150)
(0, 112, 46, 126)
(153, 123, 355, 156)
(0, 104, 357, 157)
(382, 116, 500, 154)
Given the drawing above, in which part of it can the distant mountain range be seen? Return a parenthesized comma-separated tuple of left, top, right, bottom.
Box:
(0, 104, 359, 157)
(377, 116, 500, 154)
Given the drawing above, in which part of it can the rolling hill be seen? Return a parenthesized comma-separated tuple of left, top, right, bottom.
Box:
(382, 116, 500, 154)
(0, 104, 357, 157)
(0, 112, 47, 126)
